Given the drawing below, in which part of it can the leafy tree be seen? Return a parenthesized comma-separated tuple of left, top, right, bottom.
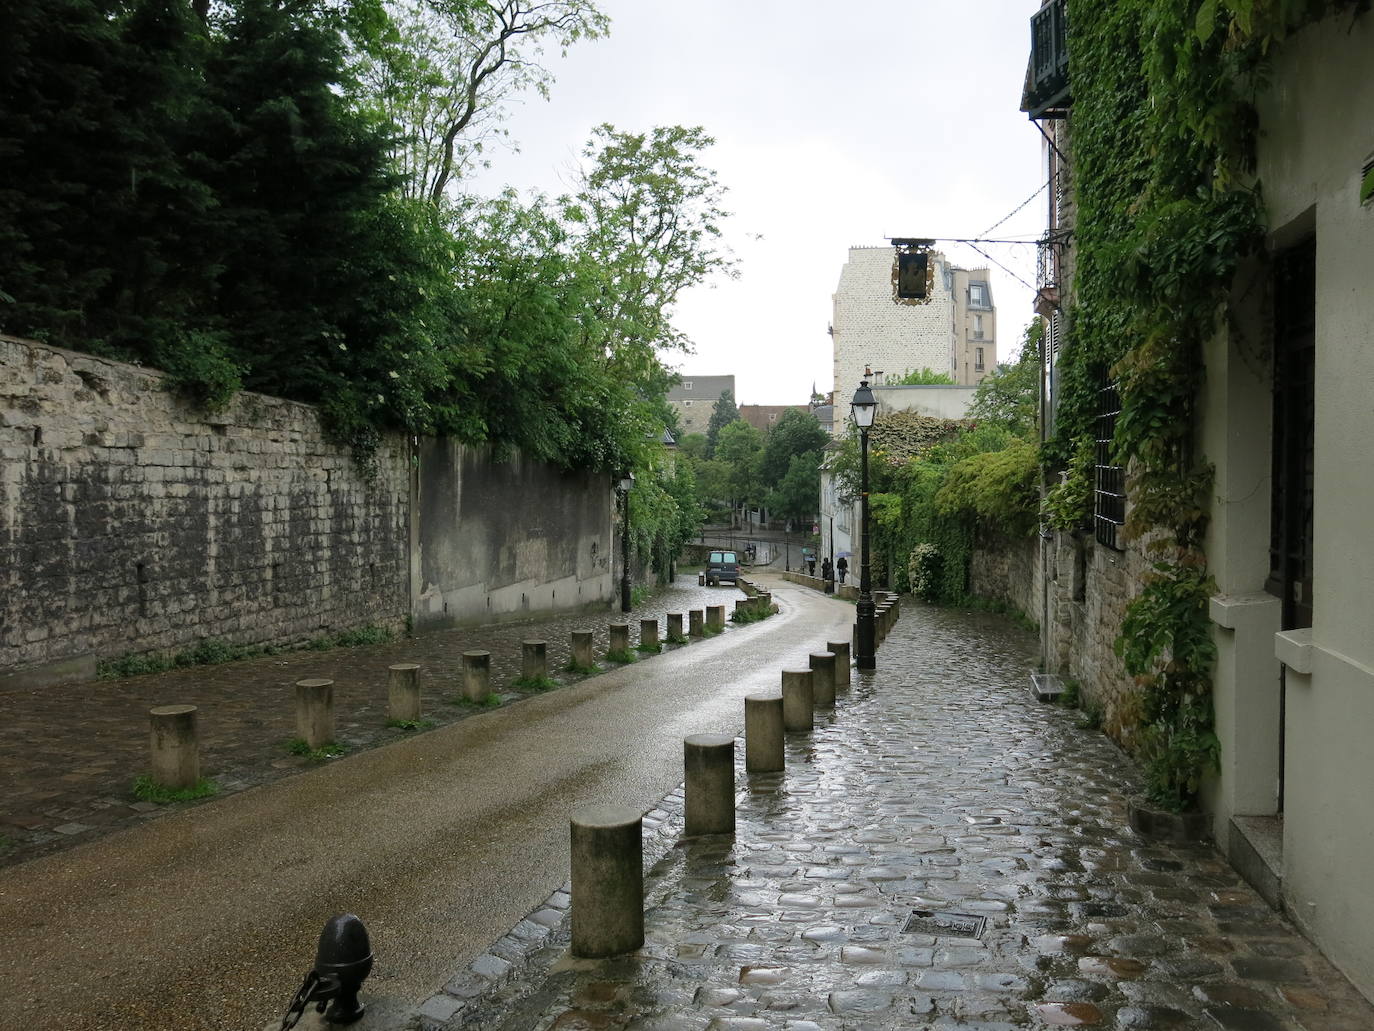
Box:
(356, 0, 608, 204)
(676, 432, 708, 460)
(705, 390, 740, 457)
(893, 367, 956, 385)
(767, 451, 821, 525)
(714, 418, 763, 516)
(759, 407, 828, 488)
(967, 319, 1041, 436)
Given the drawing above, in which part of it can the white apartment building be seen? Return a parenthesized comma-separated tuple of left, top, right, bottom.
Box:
(830, 247, 996, 406)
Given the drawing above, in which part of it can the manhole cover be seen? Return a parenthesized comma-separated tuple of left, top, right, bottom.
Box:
(902, 910, 987, 938)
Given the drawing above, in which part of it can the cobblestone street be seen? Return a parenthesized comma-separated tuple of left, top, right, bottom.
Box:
(0, 577, 740, 869)
(424, 599, 1374, 1031)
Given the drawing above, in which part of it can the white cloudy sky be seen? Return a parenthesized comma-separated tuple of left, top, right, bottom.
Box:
(467, 0, 1046, 405)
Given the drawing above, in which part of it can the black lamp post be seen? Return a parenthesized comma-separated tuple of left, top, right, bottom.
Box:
(618, 471, 635, 613)
(851, 380, 878, 670)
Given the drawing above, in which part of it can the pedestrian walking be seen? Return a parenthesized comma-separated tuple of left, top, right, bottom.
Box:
(836, 555, 848, 584)
(821, 557, 833, 582)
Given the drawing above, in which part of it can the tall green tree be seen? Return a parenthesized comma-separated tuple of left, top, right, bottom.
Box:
(714, 418, 763, 517)
(705, 390, 739, 457)
(966, 319, 1041, 437)
(893, 367, 956, 385)
(759, 407, 828, 488)
(767, 451, 822, 525)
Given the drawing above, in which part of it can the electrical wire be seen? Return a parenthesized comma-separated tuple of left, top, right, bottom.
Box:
(980, 180, 1049, 237)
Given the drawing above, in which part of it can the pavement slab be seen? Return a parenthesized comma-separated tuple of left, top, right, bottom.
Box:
(415, 591, 1374, 1031)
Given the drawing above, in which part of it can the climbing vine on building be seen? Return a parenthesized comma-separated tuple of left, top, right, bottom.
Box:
(1059, 0, 1362, 810)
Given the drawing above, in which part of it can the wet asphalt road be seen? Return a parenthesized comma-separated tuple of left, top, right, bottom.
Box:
(0, 578, 852, 1031)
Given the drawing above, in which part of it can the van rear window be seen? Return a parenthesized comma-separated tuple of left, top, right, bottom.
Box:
(709, 552, 737, 563)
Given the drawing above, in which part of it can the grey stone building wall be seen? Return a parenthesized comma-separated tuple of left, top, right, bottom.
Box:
(1, 335, 410, 683)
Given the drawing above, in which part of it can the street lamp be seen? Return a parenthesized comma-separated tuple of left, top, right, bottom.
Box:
(618, 471, 635, 613)
(851, 380, 878, 670)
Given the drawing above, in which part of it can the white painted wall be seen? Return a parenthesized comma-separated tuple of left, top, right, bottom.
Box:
(1204, 9, 1374, 1001)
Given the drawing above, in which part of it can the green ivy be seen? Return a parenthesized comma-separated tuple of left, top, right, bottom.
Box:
(1060, 0, 1361, 810)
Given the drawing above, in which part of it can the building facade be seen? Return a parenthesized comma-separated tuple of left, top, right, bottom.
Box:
(1023, 0, 1374, 1002)
(830, 246, 996, 408)
(665, 374, 735, 438)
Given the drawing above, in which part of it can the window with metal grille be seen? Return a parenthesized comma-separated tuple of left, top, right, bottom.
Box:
(1094, 370, 1126, 549)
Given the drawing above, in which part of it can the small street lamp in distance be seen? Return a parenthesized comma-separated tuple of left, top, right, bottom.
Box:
(618, 471, 635, 613)
(851, 381, 878, 670)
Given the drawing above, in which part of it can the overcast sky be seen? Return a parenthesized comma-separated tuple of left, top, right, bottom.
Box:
(467, 0, 1046, 405)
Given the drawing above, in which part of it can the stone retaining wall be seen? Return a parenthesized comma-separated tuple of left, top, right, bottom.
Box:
(1, 335, 409, 684)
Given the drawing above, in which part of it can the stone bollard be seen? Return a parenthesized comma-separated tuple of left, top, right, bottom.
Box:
(684, 734, 736, 836)
(570, 804, 644, 958)
(639, 618, 659, 650)
(781, 670, 815, 731)
(826, 641, 852, 690)
(688, 609, 705, 637)
(809, 652, 837, 708)
(744, 695, 785, 773)
(387, 663, 422, 722)
(295, 678, 335, 749)
(734, 599, 752, 621)
(461, 651, 491, 702)
(148, 704, 200, 789)
(522, 640, 548, 682)
(758, 591, 772, 613)
(608, 623, 630, 655)
(571, 630, 595, 669)
(666, 612, 684, 641)
(706, 605, 725, 630)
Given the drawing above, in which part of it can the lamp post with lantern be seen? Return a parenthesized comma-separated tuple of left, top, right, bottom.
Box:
(851, 381, 878, 670)
(618, 471, 635, 613)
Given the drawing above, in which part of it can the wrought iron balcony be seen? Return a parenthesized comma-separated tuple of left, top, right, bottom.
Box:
(1023, 0, 1070, 119)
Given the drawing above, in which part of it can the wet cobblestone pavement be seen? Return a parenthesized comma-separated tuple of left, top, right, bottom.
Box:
(424, 601, 1374, 1031)
(0, 577, 742, 869)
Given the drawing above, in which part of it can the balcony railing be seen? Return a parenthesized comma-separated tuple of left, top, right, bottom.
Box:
(1024, 0, 1070, 119)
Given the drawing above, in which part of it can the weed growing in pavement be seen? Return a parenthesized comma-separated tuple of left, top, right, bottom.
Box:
(132, 775, 219, 803)
(635, 641, 662, 654)
(447, 693, 502, 709)
(1058, 678, 1081, 710)
(605, 648, 637, 665)
(286, 738, 346, 762)
(513, 675, 557, 691)
(99, 625, 393, 679)
(385, 718, 436, 731)
(0, 833, 16, 854)
(665, 633, 689, 645)
(730, 605, 773, 625)
(700, 624, 723, 637)
(563, 659, 599, 675)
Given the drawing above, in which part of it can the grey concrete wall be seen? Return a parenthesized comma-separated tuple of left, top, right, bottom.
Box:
(0, 336, 410, 683)
(413, 438, 613, 630)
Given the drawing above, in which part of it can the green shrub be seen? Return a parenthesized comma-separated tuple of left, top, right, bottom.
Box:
(132, 775, 219, 803)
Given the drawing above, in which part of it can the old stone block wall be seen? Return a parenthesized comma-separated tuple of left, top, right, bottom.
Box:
(1, 336, 409, 680)
(1043, 530, 1151, 744)
(969, 533, 1040, 623)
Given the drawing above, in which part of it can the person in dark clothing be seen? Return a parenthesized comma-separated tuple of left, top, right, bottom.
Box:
(821, 557, 833, 582)
(836, 555, 848, 584)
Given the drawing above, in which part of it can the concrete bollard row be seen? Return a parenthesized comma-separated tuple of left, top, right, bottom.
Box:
(827, 641, 851, 689)
(148, 704, 200, 789)
(706, 605, 725, 630)
(571, 630, 595, 668)
(684, 734, 736, 836)
(608, 623, 630, 655)
(522, 640, 547, 682)
(809, 652, 837, 708)
(744, 695, 784, 773)
(570, 805, 644, 958)
(388, 663, 421, 722)
(462, 651, 491, 701)
(688, 609, 705, 637)
(667, 612, 684, 641)
(782, 669, 815, 731)
(639, 618, 659, 650)
(295, 677, 335, 748)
